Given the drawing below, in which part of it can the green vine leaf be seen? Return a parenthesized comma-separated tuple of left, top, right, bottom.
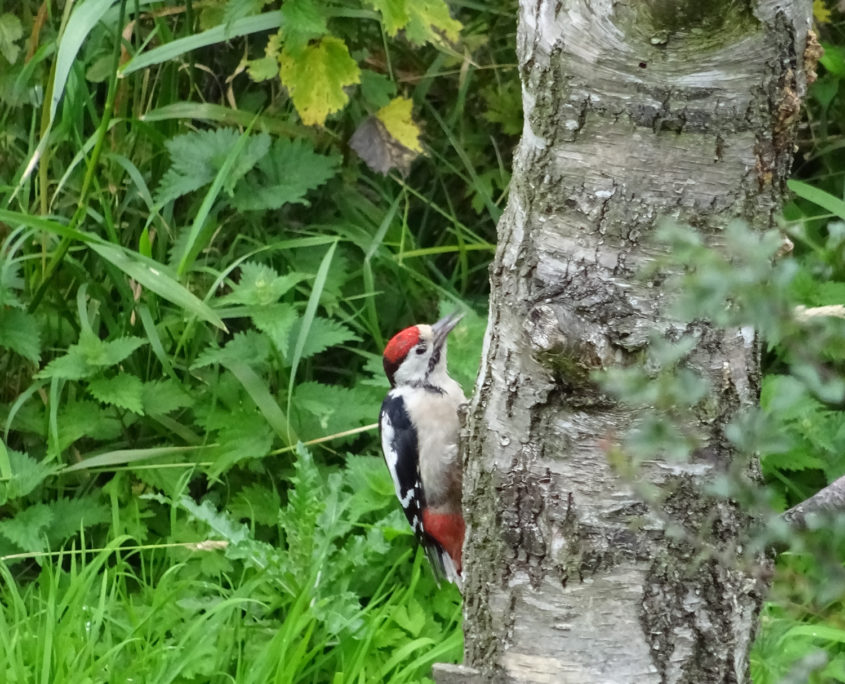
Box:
(279, 36, 361, 126)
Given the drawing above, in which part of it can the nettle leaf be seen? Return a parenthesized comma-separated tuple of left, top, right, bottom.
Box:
(251, 303, 298, 358)
(192, 330, 272, 370)
(222, 262, 307, 306)
(279, 36, 361, 127)
(207, 409, 275, 474)
(57, 400, 123, 452)
(0, 503, 53, 553)
(141, 379, 194, 415)
(288, 316, 359, 360)
(0, 308, 41, 363)
(0, 449, 56, 503)
(231, 138, 341, 211)
(0, 258, 24, 308)
(88, 373, 145, 415)
(294, 381, 380, 437)
(155, 129, 271, 206)
(0, 13, 23, 64)
(280, 0, 328, 54)
(46, 496, 110, 545)
(37, 328, 146, 381)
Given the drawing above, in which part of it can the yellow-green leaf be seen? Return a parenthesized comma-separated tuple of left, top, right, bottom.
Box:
(364, 0, 409, 36)
(279, 36, 360, 127)
(814, 0, 831, 23)
(406, 0, 462, 46)
(376, 97, 423, 154)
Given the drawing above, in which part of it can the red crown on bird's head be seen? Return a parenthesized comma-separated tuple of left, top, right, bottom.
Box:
(383, 326, 420, 387)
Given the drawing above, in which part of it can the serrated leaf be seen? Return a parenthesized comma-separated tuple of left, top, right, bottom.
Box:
(141, 379, 194, 415)
(293, 381, 380, 437)
(364, 0, 408, 35)
(36, 345, 91, 380)
(88, 373, 145, 415)
(289, 316, 359, 360)
(155, 128, 271, 205)
(280, 0, 327, 54)
(56, 400, 123, 452)
(207, 409, 275, 474)
(0, 449, 56, 503)
(0, 308, 41, 363)
(46, 496, 110, 545)
(0, 503, 53, 553)
(0, 13, 23, 64)
(376, 97, 423, 153)
(81, 333, 148, 367)
(405, 0, 462, 46)
(221, 262, 307, 305)
(192, 330, 271, 369)
(251, 303, 298, 358)
(231, 138, 341, 211)
(279, 36, 360, 126)
(0, 257, 24, 308)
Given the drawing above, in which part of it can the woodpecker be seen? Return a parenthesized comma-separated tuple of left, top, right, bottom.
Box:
(379, 312, 467, 588)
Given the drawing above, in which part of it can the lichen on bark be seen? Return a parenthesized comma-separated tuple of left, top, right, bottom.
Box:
(450, 1, 815, 683)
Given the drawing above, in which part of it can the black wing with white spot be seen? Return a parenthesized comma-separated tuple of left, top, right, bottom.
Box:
(379, 392, 426, 538)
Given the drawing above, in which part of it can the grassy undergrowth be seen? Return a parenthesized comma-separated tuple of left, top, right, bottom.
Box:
(0, 0, 512, 680)
(1, 0, 845, 681)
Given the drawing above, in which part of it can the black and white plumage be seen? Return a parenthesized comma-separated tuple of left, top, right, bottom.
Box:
(379, 313, 467, 588)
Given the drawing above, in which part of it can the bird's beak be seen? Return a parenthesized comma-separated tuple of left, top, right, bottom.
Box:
(431, 311, 464, 349)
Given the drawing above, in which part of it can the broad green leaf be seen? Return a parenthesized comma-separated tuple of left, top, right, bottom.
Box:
(192, 330, 271, 369)
(88, 373, 146, 415)
(0, 13, 23, 64)
(376, 96, 423, 153)
(46, 496, 110, 544)
(364, 0, 409, 35)
(405, 0, 462, 45)
(360, 69, 396, 109)
(280, 0, 328, 54)
(155, 129, 271, 206)
(79, 333, 147, 367)
(0, 503, 53, 553)
(232, 138, 341, 211)
(230, 484, 281, 526)
(289, 316, 360, 361)
(56, 400, 122, 452)
(0, 449, 56, 503)
(0, 308, 41, 363)
(141, 379, 194, 415)
(251, 303, 298, 358)
(280, 36, 360, 126)
(221, 262, 307, 305)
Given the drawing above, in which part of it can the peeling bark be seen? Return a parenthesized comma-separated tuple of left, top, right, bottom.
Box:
(450, 2, 814, 683)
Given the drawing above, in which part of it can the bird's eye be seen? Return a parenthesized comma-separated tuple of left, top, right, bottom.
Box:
(415, 345, 427, 355)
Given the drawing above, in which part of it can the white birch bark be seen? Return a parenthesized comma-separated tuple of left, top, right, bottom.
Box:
(436, 2, 816, 682)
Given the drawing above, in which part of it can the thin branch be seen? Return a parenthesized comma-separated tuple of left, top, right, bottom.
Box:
(782, 474, 845, 526)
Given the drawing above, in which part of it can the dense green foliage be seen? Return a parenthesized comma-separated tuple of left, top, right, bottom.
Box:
(0, 0, 514, 680)
(1, 0, 844, 681)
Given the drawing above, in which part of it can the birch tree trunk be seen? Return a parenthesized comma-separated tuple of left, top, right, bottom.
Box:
(438, 2, 816, 682)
